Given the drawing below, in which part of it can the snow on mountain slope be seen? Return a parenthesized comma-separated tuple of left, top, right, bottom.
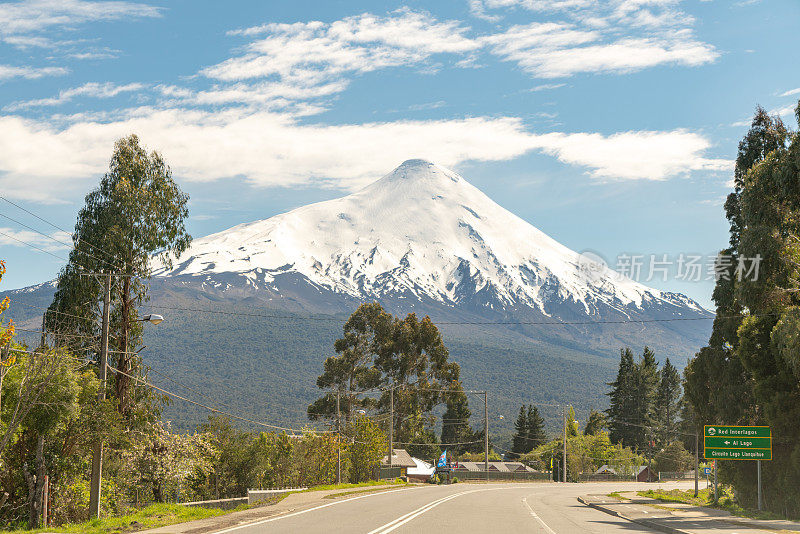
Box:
(156, 159, 705, 317)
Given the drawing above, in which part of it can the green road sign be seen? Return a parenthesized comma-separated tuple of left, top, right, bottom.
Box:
(705, 449, 772, 460)
(704, 425, 771, 438)
(704, 436, 771, 449)
(704, 425, 772, 461)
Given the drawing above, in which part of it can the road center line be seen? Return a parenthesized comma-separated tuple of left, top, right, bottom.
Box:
(367, 486, 512, 534)
(211, 487, 422, 534)
(366, 491, 471, 534)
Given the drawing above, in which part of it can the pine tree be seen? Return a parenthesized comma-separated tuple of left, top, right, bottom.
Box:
(441, 388, 476, 455)
(511, 406, 528, 457)
(629, 347, 659, 451)
(606, 348, 637, 446)
(654, 358, 681, 447)
(526, 405, 546, 449)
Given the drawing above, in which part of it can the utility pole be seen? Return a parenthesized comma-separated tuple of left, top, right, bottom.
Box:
(40, 312, 46, 348)
(0, 343, 9, 424)
(484, 391, 489, 483)
(694, 430, 699, 497)
(388, 384, 393, 470)
(336, 391, 341, 484)
(89, 273, 111, 519)
(713, 459, 718, 503)
(562, 406, 567, 483)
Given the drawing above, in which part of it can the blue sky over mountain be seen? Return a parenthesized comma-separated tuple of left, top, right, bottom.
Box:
(0, 0, 798, 307)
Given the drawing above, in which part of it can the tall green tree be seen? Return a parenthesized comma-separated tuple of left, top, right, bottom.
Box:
(526, 405, 547, 448)
(307, 303, 388, 424)
(654, 358, 681, 448)
(629, 347, 659, 451)
(309, 303, 466, 451)
(511, 406, 528, 456)
(685, 103, 800, 516)
(440, 387, 478, 455)
(47, 134, 191, 415)
(606, 348, 637, 447)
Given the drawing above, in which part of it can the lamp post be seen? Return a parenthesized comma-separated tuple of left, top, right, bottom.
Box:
(88, 273, 164, 520)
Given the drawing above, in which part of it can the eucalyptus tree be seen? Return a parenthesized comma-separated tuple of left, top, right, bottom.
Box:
(47, 134, 191, 414)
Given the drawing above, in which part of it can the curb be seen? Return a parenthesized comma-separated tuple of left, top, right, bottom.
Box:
(577, 497, 694, 534)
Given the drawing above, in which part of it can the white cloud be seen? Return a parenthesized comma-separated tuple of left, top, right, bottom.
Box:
(0, 108, 731, 202)
(529, 83, 566, 92)
(0, 227, 72, 252)
(779, 88, 800, 97)
(0, 64, 68, 80)
(0, 0, 161, 35)
(532, 130, 731, 180)
(207, 10, 478, 83)
(5, 82, 145, 111)
(472, 0, 716, 77)
(771, 103, 797, 120)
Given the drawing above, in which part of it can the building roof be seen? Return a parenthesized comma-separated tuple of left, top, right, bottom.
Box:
(487, 461, 510, 472)
(381, 448, 416, 468)
(407, 457, 435, 476)
(595, 465, 617, 475)
(636, 465, 652, 475)
(452, 461, 480, 472)
(504, 462, 534, 473)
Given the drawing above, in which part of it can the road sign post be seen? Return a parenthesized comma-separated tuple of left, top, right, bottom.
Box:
(704, 425, 771, 507)
(757, 459, 762, 512)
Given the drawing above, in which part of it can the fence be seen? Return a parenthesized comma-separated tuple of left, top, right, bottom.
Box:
(375, 466, 403, 480)
(658, 471, 696, 481)
(451, 471, 551, 482)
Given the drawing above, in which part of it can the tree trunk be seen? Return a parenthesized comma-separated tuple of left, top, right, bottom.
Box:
(26, 434, 45, 528)
(116, 274, 131, 414)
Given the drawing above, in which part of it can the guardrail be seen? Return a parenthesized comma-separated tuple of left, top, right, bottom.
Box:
(451, 471, 551, 481)
(183, 497, 248, 510)
(248, 487, 307, 505)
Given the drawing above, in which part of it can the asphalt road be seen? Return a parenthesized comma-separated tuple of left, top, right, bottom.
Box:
(210, 481, 709, 534)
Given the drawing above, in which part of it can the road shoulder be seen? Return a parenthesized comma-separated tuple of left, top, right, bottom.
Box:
(579, 491, 800, 534)
(139, 484, 415, 534)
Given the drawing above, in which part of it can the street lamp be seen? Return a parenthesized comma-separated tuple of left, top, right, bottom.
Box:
(140, 314, 164, 325)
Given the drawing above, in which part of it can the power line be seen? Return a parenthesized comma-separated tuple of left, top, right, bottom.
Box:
(0, 211, 120, 272)
(0, 196, 122, 269)
(106, 364, 332, 434)
(10, 300, 99, 324)
(0, 229, 69, 263)
(14, 328, 98, 341)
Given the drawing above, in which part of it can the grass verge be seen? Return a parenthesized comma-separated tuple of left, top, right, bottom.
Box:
(323, 485, 411, 499)
(637, 488, 796, 522)
(300, 479, 407, 493)
(0, 503, 225, 534)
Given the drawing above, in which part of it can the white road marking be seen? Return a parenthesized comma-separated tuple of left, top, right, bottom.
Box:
(367, 486, 513, 534)
(522, 496, 558, 534)
(211, 487, 420, 534)
(367, 490, 475, 534)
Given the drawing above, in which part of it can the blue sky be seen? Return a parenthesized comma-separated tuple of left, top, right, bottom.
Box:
(0, 0, 798, 308)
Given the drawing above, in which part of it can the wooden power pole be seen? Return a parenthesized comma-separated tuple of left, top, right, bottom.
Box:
(89, 273, 111, 518)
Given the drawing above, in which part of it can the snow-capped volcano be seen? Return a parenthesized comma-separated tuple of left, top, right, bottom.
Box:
(156, 159, 705, 319)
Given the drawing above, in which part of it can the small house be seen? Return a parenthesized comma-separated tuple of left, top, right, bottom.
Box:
(381, 449, 417, 478)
